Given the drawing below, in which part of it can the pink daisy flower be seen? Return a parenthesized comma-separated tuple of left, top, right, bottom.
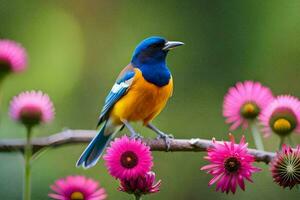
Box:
(9, 90, 55, 127)
(201, 134, 260, 194)
(118, 171, 161, 196)
(0, 39, 27, 77)
(259, 95, 300, 137)
(103, 136, 153, 180)
(223, 81, 273, 130)
(49, 175, 107, 200)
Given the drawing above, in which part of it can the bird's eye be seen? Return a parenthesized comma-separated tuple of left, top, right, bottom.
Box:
(150, 43, 164, 49)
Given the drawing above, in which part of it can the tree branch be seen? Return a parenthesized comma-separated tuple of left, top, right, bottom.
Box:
(0, 129, 275, 164)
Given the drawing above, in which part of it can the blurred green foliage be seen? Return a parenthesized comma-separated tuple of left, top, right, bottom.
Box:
(1, 0, 300, 199)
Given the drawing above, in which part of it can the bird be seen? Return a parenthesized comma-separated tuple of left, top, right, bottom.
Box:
(77, 36, 184, 168)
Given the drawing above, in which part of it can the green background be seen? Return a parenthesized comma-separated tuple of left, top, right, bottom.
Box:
(1, 0, 300, 199)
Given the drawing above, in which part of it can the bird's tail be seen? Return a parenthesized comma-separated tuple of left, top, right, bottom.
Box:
(76, 121, 118, 168)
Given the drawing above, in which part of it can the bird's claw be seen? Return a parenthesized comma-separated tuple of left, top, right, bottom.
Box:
(130, 133, 143, 140)
(156, 133, 174, 150)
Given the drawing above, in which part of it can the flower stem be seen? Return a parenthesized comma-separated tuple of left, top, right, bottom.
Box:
(279, 137, 285, 150)
(134, 194, 142, 200)
(0, 81, 2, 122)
(24, 126, 32, 200)
(250, 122, 264, 151)
(287, 135, 294, 147)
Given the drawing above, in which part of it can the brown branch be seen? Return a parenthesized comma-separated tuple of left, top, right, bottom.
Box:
(0, 129, 275, 164)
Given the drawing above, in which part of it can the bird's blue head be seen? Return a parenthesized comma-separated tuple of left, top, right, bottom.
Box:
(131, 36, 184, 67)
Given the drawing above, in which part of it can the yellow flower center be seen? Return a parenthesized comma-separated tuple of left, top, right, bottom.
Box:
(70, 191, 84, 200)
(270, 108, 297, 136)
(273, 118, 292, 135)
(240, 102, 260, 119)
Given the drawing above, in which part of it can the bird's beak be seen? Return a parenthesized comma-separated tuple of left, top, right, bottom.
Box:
(163, 41, 184, 50)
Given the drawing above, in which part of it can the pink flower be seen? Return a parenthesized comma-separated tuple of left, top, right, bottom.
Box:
(104, 136, 153, 180)
(0, 39, 27, 75)
(270, 145, 300, 189)
(49, 175, 107, 200)
(223, 81, 273, 130)
(118, 171, 161, 196)
(259, 95, 300, 137)
(201, 134, 260, 194)
(9, 91, 55, 127)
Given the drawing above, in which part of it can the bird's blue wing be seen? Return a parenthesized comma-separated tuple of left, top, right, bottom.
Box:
(97, 68, 135, 126)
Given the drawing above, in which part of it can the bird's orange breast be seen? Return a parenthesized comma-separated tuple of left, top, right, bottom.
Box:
(110, 68, 173, 125)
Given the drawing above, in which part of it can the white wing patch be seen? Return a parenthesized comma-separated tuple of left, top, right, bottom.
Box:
(111, 77, 134, 93)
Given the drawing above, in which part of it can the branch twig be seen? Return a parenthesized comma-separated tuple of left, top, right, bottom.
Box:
(0, 129, 275, 164)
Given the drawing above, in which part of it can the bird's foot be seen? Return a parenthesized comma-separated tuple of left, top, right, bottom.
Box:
(130, 133, 143, 140)
(156, 132, 174, 150)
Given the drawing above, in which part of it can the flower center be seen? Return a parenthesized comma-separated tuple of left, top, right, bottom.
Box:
(20, 106, 42, 126)
(224, 157, 241, 173)
(240, 102, 260, 119)
(0, 59, 11, 80)
(286, 164, 295, 174)
(273, 118, 292, 134)
(120, 151, 139, 169)
(70, 191, 84, 200)
(270, 108, 297, 136)
(274, 153, 300, 188)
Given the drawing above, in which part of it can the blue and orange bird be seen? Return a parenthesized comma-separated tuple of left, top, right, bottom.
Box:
(77, 36, 184, 168)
